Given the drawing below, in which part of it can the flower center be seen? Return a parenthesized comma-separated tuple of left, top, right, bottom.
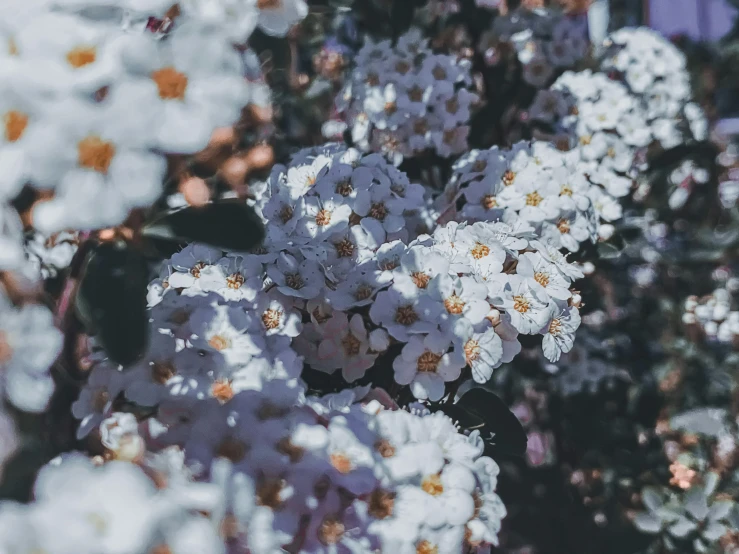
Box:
(502, 170, 516, 186)
(525, 191, 543, 206)
(285, 273, 304, 290)
(151, 66, 188, 100)
(607, 147, 616, 158)
(384, 101, 397, 115)
(190, 262, 207, 278)
(534, 271, 550, 287)
(226, 273, 244, 289)
(66, 45, 97, 68)
(513, 295, 530, 313)
(560, 185, 573, 196)
(330, 452, 353, 474)
(410, 271, 430, 289)
(92, 389, 109, 412)
(368, 489, 395, 519)
(379, 257, 399, 271)
(262, 308, 282, 330)
(394, 305, 419, 326)
(421, 474, 444, 496)
(256, 477, 286, 508)
(417, 351, 442, 373)
(432, 65, 447, 80)
(208, 335, 231, 352)
(413, 119, 428, 135)
(395, 60, 411, 74)
(557, 218, 570, 234)
(444, 293, 465, 315)
(341, 333, 361, 356)
(374, 439, 395, 458)
(353, 284, 373, 301)
(216, 436, 247, 462)
(318, 516, 345, 546)
(0, 331, 13, 364)
(315, 209, 332, 227)
(482, 195, 497, 210)
(335, 180, 353, 196)
(78, 136, 116, 173)
(278, 205, 294, 225)
(442, 129, 457, 145)
(408, 85, 424, 102)
(417, 541, 439, 554)
(211, 380, 234, 403)
(548, 318, 562, 335)
(464, 339, 481, 363)
(470, 242, 490, 259)
(257, 0, 282, 8)
(8, 38, 18, 56)
(579, 135, 592, 146)
(152, 361, 176, 384)
(4, 111, 28, 143)
(276, 437, 304, 463)
(366, 72, 380, 87)
(369, 202, 387, 221)
(445, 97, 459, 114)
(333, 238, 355, 258)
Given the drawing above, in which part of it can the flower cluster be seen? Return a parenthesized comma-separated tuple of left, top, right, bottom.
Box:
(331, 29, 477, 163)
(0, 452, 225, 554)
(683, 288, 739, 345)
(440, 140, 605, 249)
(74, 241, 305, 437)
(600, 27, 708, 148)
(529, 69, 652, 208)
(155, 385, 506, 554)
(0, 0, 306, 233)
(481, 6, 589, 87)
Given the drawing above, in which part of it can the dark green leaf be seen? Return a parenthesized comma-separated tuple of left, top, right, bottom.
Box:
(76, 241, 149, 366)
(141, 200, 265, 252)
(439, 388, 527, 458)
(391, 0, 416, 39)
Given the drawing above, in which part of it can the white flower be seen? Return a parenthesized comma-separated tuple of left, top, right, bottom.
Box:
(168, 244, 223, 289)
(189, 303, 265, 368)
(369, 286, 443, 342)
(198, 255, 264, 301)
(452, 319, 503, 384)
(316, 313, 376, 383)
(295, 195, 352, 241)
(428, 274, 490, 330)
(516, 251, 571, 301)
(30, 95, 167, 233)
(392, 330, 464, 401)
(491, 275, 550, 335)
(266, 252, 324, 300)
(1, 302, 62, 413)
(116, 22, 249, 154)
(256, 0, 308, 37)
(541, 303, 580, 362)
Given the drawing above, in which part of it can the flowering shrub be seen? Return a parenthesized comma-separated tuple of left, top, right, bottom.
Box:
(0, 1, 735, 554)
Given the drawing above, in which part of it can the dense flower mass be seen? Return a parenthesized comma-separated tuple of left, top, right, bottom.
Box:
(331, 29, 478, 163)
(0, 0, 733, 553)
(440, 140, 604, 248)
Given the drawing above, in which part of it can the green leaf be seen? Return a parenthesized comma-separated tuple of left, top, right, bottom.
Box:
(439, 388, 527, 458)
(76, 241, 149, 366)
(141, 200, 265, 252)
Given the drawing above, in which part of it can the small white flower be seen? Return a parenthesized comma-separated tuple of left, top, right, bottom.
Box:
(392, 330, 465, 401)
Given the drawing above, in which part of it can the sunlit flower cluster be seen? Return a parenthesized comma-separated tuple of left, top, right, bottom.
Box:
(529, 70, 652, 211)
(156, 386, 506, 554)
(332, 29, 477, 163)
(0, 0, 306, 233)
(440, 140, 605, 248)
